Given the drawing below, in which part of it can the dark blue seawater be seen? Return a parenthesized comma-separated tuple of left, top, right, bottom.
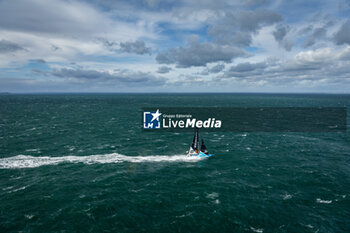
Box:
(0, 94, 350, 232)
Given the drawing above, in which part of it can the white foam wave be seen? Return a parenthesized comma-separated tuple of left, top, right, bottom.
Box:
(250, 227, 264, 233)
(316, 198, 332, 204)
(282, 194, 292, 200)
(0, 153, 203, 169)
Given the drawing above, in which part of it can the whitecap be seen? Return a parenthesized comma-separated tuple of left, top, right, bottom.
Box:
(206, 192, 219, 199)
(25, 214, 34, 219)
(25, 149, 40, 152)
(282, 194, 292, 200)
(175, 211, 193, 218)
(316, 198, 332, 204)
(250, 227, 263, 233)
(7, 186, 27, 193)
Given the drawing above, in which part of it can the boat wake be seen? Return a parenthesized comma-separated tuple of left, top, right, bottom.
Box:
(0, 153, 203, 169)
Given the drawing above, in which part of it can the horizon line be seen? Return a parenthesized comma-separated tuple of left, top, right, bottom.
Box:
(1, 91, 350, 95)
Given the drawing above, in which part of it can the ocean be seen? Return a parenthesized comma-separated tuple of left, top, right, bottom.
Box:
(0, 93, 349, 232)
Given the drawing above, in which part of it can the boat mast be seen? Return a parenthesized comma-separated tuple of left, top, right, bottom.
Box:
(191, 127, 199, 153)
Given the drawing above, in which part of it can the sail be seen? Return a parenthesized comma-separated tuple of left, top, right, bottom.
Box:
(191, 128, 199, 152)
(200, 138, 209, 154)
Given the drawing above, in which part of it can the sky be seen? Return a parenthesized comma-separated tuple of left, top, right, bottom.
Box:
(0, 0, 350, 93)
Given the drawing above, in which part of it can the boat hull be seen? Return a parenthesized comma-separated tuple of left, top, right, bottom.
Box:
(188, 151, 213, 158)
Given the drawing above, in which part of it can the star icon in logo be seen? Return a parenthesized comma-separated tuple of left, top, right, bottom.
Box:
(150, 109, 161, 122)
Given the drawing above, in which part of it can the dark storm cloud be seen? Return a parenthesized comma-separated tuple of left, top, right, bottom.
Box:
(157, 66, 172, 73)
(208, 9, 282, 47)
(334, 19, 350, 45)
(156, 38, 245, 67)
(0, 40, 24, 53)
(51, 68, 164, 85)
(119, 40, 151, 55)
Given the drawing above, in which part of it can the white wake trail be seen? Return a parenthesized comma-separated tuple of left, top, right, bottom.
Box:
(0, 153, 203, 169)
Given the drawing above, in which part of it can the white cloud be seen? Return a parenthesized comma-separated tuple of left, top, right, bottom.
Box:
(1, 0, 350, 92)
(0, 0, 158, 67)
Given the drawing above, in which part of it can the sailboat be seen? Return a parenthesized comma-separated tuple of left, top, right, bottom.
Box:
(187, 128, 213, 158)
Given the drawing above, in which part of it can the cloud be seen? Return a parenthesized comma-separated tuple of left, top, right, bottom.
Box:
(208, 9, 282, 47)
(283, 47, 335, 71)
(51, 68, 165, 85)
(244, 0, 268, 7)
(225, 62, 267, 77)
(101, 39, 152, 55)
(273, 25, 294, 51)
(0, 0, 105, 35)
(0, 0, 151, 40)
(303, 27, 327, 47)
(0, 0, 157, 68)
(157, 66, 172, 73)
(273, 25, 289, 41)
(100, 39, 118, 49)
(1, 0, 350, 92)
(339, 46, 350, 60)
(215, 47, 350, 88)
(156, 37, 245, 67)
(229, 62, 267, 72)
(334, 19, 350, 45)
(200, 63, 225, 75)
(209, 64, 225, 73)
(236, 10, 282, 32)
(300, 18, 334, 48)
(119, 40, 151, 55)
(31, 59, 46, 64)
(0, 39, 24, 53)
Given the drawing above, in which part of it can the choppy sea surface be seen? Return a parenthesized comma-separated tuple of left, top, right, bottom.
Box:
(0, 93, 349, 232)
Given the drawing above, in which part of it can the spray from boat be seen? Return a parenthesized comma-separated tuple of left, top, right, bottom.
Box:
(0, 153, 204, 169)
